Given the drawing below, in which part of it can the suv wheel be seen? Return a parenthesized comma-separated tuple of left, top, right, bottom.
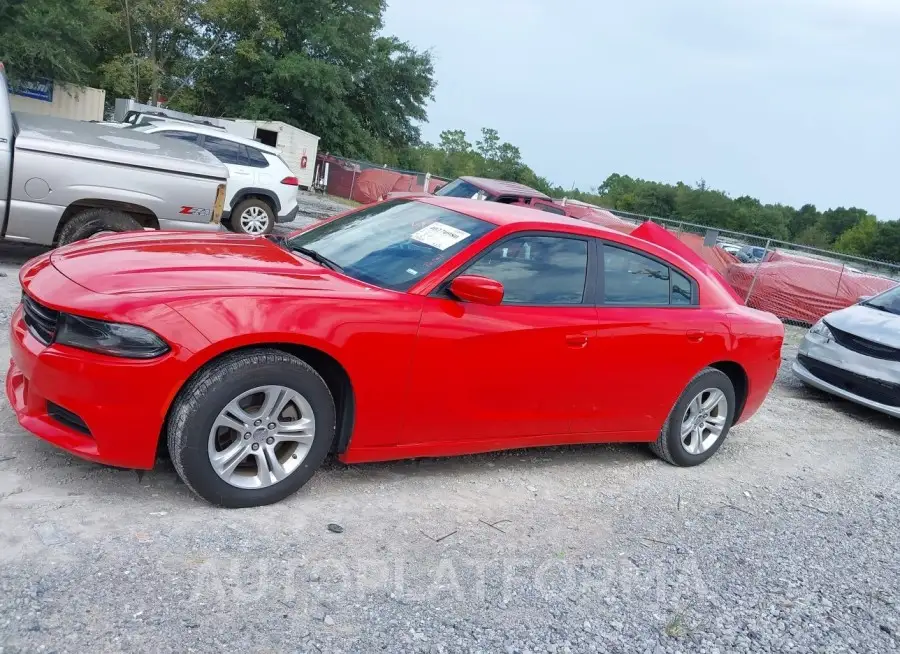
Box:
(231, 199, 275, 236)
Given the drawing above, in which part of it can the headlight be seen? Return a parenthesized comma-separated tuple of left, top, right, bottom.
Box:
(56, 314, 169, 359)
(808, 320, 833, 340)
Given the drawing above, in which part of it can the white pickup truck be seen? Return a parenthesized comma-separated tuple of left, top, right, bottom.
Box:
(0, 67, 228, 246)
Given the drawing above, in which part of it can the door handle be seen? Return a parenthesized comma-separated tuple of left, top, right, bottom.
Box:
(687, 330, 705, 343)
(565, 334, 589, 348)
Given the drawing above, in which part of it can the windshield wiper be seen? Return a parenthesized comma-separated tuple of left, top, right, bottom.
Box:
(862, 301, 897, 314)
(291, 245, 344, 272)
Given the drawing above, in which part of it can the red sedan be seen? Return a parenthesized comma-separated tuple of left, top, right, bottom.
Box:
(6, 197, 783, 507)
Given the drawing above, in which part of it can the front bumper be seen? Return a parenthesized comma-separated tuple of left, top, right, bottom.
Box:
(6, 303, 200, 469)
(792, 331, 900, 418)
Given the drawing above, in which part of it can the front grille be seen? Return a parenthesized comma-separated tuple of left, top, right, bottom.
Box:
(798, 354, 900, 407)
(46, 402, 92, 436)
(826, 321, 900, 361)
(22, 294, 59, 345)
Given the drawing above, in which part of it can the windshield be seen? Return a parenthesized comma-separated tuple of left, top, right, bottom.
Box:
(287, 200, 495, 291)
(435, 179, 488, 200)
(863, 285, 900, 315)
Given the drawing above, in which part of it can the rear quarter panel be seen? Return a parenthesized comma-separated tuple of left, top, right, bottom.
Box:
(6, 149, 226, 245)
(727, 309, 785, 422)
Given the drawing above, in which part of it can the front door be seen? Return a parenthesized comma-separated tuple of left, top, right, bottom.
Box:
(403, 233, 600, 445)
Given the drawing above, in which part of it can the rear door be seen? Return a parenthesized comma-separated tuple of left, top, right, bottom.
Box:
(589, 240, 731, 435)
(403, 232, 601, 445)
(200, 135, 254, 204)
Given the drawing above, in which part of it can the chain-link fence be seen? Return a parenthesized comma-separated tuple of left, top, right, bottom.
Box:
(313, 154, 451, 204)
(608, 210, 900, 328)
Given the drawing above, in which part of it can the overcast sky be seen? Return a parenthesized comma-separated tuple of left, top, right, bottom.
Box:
(382, 0, 899, 219)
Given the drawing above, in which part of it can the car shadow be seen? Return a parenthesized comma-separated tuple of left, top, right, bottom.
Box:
(0, 241, 49, 266)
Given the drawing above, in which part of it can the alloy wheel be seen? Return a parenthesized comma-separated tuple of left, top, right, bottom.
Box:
(207, 385, 315, 489)
(680, 388, 728, 455)
(239, 206, 270, 235)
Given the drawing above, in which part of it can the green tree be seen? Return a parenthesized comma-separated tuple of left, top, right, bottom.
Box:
(187, 0, 434, 158)
(789, 204, 820, 240)
(0, 0, 111, 84)
(867, 221, 900, 262)
(833, 216, 878, 256)
(795, 224, 832, 248)
(817, 207, 869, 243)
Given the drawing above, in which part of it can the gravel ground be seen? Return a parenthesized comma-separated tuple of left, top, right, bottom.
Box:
(0, 234, 898, 653)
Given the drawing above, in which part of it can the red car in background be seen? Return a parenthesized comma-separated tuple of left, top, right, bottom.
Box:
(7, 197, 783, 507)
(385, 175, 565, 212)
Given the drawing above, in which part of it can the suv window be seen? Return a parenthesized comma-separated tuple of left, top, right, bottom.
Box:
(203, 136, 246, 165)
(246, 147, 269, 168)
(603, 245, 695, 306)
(158, 130, 200, 144)
(464, 235, 588, 305)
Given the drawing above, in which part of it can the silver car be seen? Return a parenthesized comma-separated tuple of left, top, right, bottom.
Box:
(793, 288, 900, 417)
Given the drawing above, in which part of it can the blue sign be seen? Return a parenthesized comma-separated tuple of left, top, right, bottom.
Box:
(9, 80, 53, 102)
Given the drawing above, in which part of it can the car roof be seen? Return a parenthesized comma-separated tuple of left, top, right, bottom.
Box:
(459, 176, 551, 200)
(140, 121, 281, 155)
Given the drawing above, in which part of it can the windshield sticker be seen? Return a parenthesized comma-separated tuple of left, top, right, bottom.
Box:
(410, 222, 471, 251)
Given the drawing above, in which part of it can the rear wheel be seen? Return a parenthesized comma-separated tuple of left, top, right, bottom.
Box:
(230, 199, 275, 236)
(57, 208, 142, 245)
(167, 349, 335, 507)
(650, 368, 736, 466)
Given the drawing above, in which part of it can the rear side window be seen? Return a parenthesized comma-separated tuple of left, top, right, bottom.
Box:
(203, 136, 245, 165)
(533, 202, 567, 216)
(464, 235, 588, 305)
(671, 269, 694, 305)
(603, 245, 695, 306)
(158, 130, 200, 144)
(246, 147, 269, 168)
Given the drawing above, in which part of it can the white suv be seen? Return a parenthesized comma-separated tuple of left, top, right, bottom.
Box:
(134, 122, 299, 235)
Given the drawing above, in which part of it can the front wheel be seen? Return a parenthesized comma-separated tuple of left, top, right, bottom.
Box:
(649, 368, 736, 466)
(167, 349, 335, 507)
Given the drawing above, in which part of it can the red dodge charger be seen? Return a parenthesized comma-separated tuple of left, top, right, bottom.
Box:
(6, 197, 783, 507)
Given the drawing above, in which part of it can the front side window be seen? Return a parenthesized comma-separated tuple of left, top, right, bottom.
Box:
(464, 235, 588, 305)
(603, 245, 695, 306)
(435, 179, 488, 200)
(287, 200, 494, 292)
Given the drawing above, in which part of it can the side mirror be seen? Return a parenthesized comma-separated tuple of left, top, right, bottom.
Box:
(449, 275, 504, 306)
(858, 295, 873, 304)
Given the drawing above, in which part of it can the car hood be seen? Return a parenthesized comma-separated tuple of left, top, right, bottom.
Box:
(49, 232, 364, 296)
(824, 303, 900, 349)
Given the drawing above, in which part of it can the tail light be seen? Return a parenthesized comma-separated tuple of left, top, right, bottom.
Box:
(281, 176, 300, 186)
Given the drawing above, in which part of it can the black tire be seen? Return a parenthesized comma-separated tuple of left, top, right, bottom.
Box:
(57, 208, 142, 246)
(167, 349, 335, 508)
(229, 198, 275, 236)
(649, 368, 736, 467)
